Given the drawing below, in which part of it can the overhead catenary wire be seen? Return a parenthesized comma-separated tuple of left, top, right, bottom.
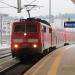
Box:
(0, 1, 17, 9)
(21, 0, 38, 10)
(0, 7, 10, 8)
(0, 0, 38, 11)
(28, 0, 37, 5)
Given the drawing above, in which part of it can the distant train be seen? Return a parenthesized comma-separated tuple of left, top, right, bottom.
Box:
(11, 18, 75, 58)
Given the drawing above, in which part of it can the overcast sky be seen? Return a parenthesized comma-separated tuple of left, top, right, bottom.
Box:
(0, 0, 75, 18)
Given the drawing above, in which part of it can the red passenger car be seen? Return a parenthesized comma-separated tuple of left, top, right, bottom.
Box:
(11, 18, 52, 58)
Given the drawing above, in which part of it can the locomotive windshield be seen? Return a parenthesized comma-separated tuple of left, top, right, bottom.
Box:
(14, 23, 37, 32)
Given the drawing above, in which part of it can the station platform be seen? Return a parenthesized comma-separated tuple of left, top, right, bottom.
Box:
(23, 44, 75, 75)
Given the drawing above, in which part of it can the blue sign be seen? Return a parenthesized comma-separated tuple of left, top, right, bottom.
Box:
(64, 21, 75, 28)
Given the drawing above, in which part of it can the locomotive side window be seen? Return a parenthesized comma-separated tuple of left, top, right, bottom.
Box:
(14, 23, 37, 32)
(44, 26, 46, 32)
(49, 28, 52, 33)
(46, 27, 48, 33)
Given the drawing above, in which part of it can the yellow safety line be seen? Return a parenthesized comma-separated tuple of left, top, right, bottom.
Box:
(47, 52, 63, 75)
(32, 50, 62, 75)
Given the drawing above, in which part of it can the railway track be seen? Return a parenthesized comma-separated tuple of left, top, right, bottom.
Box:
(0, 47, 53, 75)
(0, 58, 20, 73)
(1, 62, 32, 75)
(0, 48, 11, 59)
(0, 54, 44, 75)
(0, 57, 39, 75)
(0, 48, 20, 74)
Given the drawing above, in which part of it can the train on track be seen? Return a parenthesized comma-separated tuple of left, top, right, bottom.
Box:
(11, 18, 75, 58)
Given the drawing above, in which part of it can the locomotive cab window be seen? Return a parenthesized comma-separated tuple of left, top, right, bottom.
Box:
(14, 24, 25, 32)
(26, 23, 37, 32)
(14, 23, 37, 32)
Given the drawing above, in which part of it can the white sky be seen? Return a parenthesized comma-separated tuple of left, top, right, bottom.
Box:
(0, 0, 75, 18)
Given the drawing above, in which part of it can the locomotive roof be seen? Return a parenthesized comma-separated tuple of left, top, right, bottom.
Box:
(20, 18, 50, 26)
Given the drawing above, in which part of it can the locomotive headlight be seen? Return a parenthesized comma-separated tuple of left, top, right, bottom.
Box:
(13, 39, 23, 43)
(14, 44, 19, 48)
(28, 39, 38, 43)
(33, 44, 37, 48)
(24, 33, 27, 36)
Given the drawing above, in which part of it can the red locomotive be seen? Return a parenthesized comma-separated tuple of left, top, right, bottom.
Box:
(11, 18, 52, 57)
(11, 18, 75, 58)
